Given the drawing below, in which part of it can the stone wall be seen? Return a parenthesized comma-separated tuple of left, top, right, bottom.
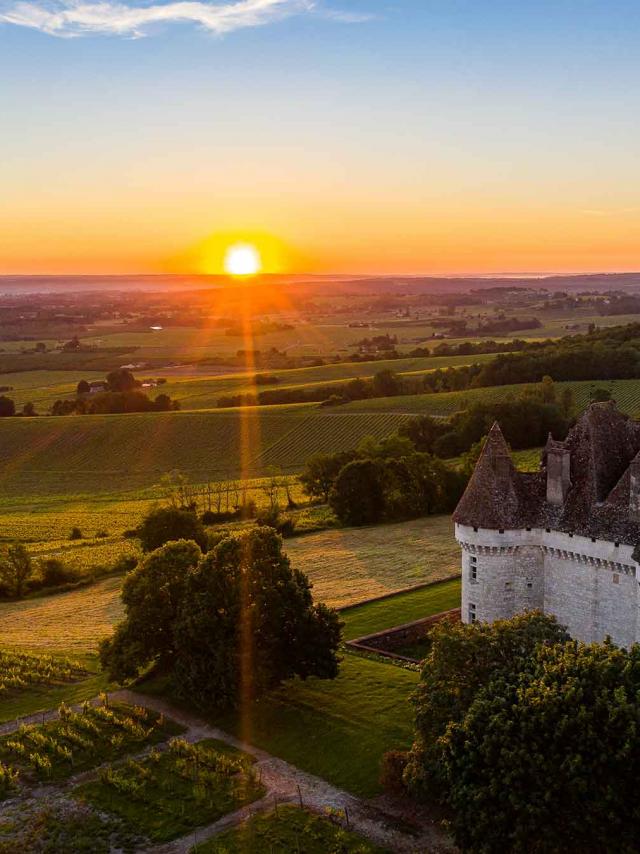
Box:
(456, 523, 640, 646)
(347, 608, 461, 661)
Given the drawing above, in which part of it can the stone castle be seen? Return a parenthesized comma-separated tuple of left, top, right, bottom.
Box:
(454, 401, 640, 646)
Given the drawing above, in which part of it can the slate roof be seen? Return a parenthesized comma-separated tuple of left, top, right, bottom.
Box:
(453, 401, 640, 546)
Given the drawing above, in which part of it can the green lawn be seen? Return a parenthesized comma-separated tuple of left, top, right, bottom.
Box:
(195, 805, 389, 853)
(341, 577, 461, 641)
(141, 654, 418, 799)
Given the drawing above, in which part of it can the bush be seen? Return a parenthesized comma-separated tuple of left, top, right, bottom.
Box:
(137, 507, 207, 553)
(40, 559, 79, 588)
(69, 527, 83, 540)
(380, 750, 409, 794)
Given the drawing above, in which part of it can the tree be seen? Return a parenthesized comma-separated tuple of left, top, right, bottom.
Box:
(372, 369, 401, 397)
(399, 415, 448, 453)
(299, 451, 356, 502)
(106, 368, 137, 392)
(76, 379, 90, 395)
(0, 544, 34, 597)
(21, 402, 36, 417)
(591, 386, 612, 402)
(0, 396, 15, 417)
(137, 506, 207, 552)
(442, 640, 640, 853)
(172, 527, 342, 709)
(100, 539, 202, 681)
(154, 393, 173, 411)
(330, 459, 386, 525)
(404, 611, 569, 800)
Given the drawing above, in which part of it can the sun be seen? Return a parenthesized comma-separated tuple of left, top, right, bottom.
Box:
(224, 243, 262, 277)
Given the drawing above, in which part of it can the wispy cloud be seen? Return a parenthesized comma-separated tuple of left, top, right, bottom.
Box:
(0, 0, 369, 38)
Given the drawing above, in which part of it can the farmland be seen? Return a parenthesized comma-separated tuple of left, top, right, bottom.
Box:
(0, 514, 459, 656)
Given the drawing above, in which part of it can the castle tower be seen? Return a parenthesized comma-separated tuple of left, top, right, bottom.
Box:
(453, 423, 544, 624)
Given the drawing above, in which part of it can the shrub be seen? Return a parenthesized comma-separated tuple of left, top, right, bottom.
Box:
(40, 559, 79, 588)
(137, 507, 207, 553)
(69, 527, 83, 540)
(380, 750, 409, 794)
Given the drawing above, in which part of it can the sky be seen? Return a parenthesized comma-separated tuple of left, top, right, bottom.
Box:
(1, 0, 640, 276)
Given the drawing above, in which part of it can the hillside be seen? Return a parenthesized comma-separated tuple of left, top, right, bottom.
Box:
(0, 407, 412, 498)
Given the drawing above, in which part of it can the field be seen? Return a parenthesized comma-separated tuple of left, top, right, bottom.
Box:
(196, 805, 388, 853)
(286, 515, 458, 607)
(0, 408, 411, 497)
(0, 515, 459, 659)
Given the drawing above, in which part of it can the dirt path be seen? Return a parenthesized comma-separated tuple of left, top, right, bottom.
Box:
(111, 689, 455, 854)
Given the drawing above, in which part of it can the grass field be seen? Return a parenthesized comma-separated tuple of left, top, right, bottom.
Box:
(341, 577, 461, 640)
(0, 515, 458, 654)
(286, 515, 458, 607)
(142, 653, 419, 799)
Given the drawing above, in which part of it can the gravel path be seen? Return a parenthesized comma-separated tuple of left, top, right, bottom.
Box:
(0, 689, 455, 853)
(111, 689, 455, 854)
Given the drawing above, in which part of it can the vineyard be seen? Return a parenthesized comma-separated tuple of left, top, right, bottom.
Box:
(0, 408, 410, 498)
(0, 650, 85, 698)
(0, 699, 183, 784)
(76, 736, 264, 843)
(195, 804, 386, 853)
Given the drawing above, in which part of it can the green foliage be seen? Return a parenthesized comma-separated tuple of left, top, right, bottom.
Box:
(0, 396, 15, 417)
(137, 506, 207, 552)
(0, 650, 85, 697)
(299, 451, 357, 501)
(100, 539, 202, 681)
(0, 544, 33, 598)
(329, 452, 465, 526)
(329, 459, 386, 526)
(172, 527, 342, 710)
(442, 641, 640, 853)
(75, 737, 264, 843)
(404, 611, 569, 799)
(0, 701, 182, 781)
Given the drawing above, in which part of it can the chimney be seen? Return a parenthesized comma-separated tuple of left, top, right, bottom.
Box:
(629, 457, 640, 522)
(546, 441, 571, 505)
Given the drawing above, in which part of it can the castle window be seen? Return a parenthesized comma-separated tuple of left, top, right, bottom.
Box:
(499, 529, 504, 534)
(545, 528, 551, 533)
(613, 574, 620, 584)
(470, 556, 477, 581)
(473, 527, 478, 533)
(527, 581, 533, 589)
(591, 538, 596, 543)
(615, 542, 620, 548)
(526, 527, 531, 532)
(468, 603, 477, 623)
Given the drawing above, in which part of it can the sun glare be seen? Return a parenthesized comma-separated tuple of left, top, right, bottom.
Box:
(224, 243, 262, 277)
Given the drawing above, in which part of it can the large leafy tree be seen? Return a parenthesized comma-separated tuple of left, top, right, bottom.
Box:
(0, 544, 33, 598)
(299, 451, 356, 502)
(100, 539, 202, 680)
(442, 640, 640, 853)
(404, 611, 569, 799)
(173, 527, 342, 709)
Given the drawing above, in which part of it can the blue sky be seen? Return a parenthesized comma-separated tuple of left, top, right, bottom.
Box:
(1, 1, 640, 274)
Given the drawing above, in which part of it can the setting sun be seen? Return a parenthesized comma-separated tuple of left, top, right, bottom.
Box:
(224, 243, 262, 277)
